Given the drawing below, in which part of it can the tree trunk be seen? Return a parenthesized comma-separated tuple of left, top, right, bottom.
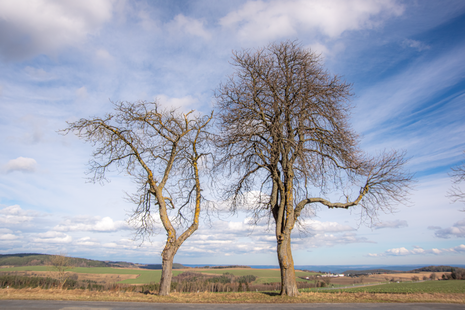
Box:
(277, 234, 299, 296)
(159, 247, 176, 296)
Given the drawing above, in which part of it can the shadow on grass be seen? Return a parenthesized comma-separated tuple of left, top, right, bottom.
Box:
(260, 291, 281, 296)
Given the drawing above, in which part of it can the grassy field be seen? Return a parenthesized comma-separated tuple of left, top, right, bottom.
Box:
(192, 269, 318, 283)
(331, 280, 465, 294)
(1, 288, 464, 304)
(0, 266, 317, 285)
(0, 266, 186, 284)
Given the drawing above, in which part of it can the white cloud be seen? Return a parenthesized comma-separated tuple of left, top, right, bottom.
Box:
(0, 205, 34, 224)
(156, 94, 198, 110)
(4, 157, 37, 173)
(167, 14, 211, 40)
(95, 48, 112, 61)
(54, 216, 129, 232)
(306, 42, 329, 57)
(220, 0, 404, 42)
(0, 233, 19, 240)
(177, 217, 370, 258)
(76, 237, 100, 247)
(372, 220, 408, 229)
(433, 219, 465, 238)
(0, 0, 113, 60)
(76, 86, 88, 99)
(103, 242, 119, 248)
(24, 66, 55, 80)
(33, 231, 72, 244)
(369, 244, 465, 257)
(299, 219, 355, 232)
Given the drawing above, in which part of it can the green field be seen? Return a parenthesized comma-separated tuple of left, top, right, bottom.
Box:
(0, 266, 142, 274)
(0, 266, 187, 284)
(330, 280, 465, 294)
(1, 266, 319, 284)
(192, 269, 318, 283)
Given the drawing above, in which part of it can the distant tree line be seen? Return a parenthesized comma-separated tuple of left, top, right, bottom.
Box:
(411, 266, 462, 273)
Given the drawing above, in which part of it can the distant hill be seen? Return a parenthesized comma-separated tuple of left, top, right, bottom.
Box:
(342, 269, 403, 275)
(0, 253, 185, 269)
(0, 253, 107, 267)
(410, 265, 458, 272)
(139, 263, 185, 270)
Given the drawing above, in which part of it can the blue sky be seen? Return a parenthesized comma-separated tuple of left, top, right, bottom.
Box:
(0, 0, 464, 266)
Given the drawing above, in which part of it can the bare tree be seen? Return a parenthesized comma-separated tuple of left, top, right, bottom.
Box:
(448, 152, 465, 210)
(49, 253, 73, 289)
(63, 101, 213, 295)
(214, 41, 412, 297)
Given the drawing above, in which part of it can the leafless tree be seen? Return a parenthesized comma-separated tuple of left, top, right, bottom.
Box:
(448, 152, 465, 210)
(48, 253, 73, 289)
(63, 101, 213, 295)
(214, 41, 412, 297)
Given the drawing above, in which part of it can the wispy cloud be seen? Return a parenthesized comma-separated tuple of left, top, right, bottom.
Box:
(372, 220, 408, 230)
(402, 39, 430, 52)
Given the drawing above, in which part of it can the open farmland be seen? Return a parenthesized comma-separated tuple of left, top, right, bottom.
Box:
(332, 280, 465, 294)
(189, 268, 319, 283)
(0, 266, 318, 285)
(0, 266, 182, 285)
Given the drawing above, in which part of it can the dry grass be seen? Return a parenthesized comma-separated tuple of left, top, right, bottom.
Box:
(0, 288, 464, 304)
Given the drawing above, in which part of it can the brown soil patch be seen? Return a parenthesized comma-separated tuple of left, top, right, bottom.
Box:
(0, 288, 464, 304)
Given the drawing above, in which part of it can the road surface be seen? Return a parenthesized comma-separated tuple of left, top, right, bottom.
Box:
(0, 300, 463, 309)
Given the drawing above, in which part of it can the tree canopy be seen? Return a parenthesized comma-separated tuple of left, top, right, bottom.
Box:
(215, 41, 413, 296)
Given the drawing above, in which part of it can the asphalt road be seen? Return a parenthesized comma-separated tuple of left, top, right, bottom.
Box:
(0, 301, 464, 310)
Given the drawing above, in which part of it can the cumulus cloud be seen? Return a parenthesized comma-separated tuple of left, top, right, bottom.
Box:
(0, 233, 20, 240)
(372, 220, 408, 229)
(220, 0, 404, 42)
(54, 216, 129, 232)
(167, 14, 211, 40)
(432, 219, 465, 238)
(0, 205, 34, 225)
(0, 0, 113, 61)
(178, 217, 370, 258)
(76, 237, 101, 247)
(368, 244, 465, 257)
(4, 157, 37, 173)
(33, 231, 72, 244)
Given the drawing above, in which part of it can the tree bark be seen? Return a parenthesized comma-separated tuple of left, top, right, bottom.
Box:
(277, 234, 299, 296)
(159, 246, 177, 296)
